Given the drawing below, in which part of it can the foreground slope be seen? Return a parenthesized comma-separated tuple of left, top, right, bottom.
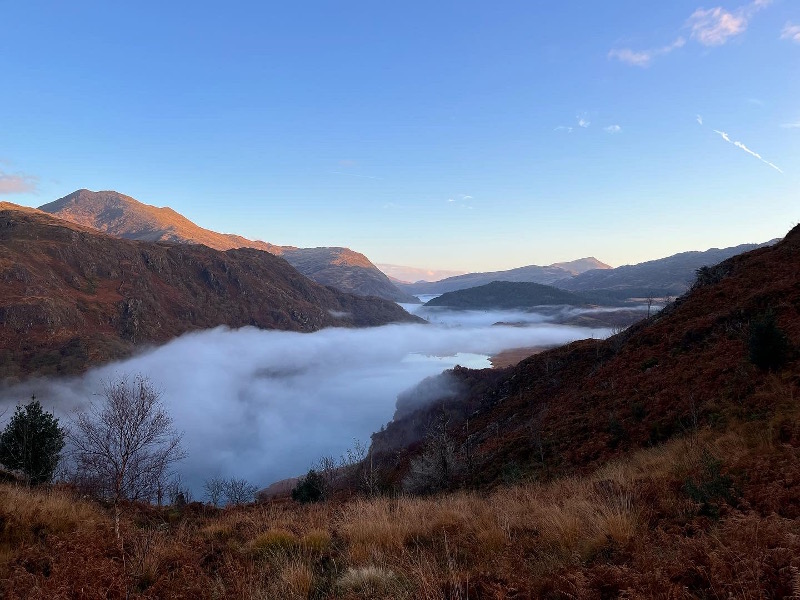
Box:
(40, 189, 417, 303)
(0, 203, 419, 378)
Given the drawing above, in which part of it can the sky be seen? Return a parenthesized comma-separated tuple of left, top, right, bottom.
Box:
(1, 0, 798, 271)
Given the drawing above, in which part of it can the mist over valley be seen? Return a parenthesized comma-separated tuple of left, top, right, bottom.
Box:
(0, 306, 611, 494)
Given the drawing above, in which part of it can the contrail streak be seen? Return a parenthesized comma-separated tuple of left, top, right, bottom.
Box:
(712, 129, 783, 173)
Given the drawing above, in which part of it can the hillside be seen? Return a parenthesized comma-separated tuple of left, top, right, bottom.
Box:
(279, 247, 419, 303)
(39, 189, 417, 303)
(397, 257, 610, 296)
(423, 280, 607, 309)
(371, 224, 800, 489)
(0, 203, 420, 379)
(555, 242, 772, 295)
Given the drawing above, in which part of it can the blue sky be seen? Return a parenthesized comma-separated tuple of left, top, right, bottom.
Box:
(1, 0, 798, 270)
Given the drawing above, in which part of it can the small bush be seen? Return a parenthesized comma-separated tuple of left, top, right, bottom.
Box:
(640, 357, 659, 371)
(301, 529, 332, 554)
(683, 450, 737, 518)
(608, 414, 626, 449)
(337, 565, 403, 597)
(292, 469, 325, 504)
(748, 311, 791, 371)
(250, 529, 299, 556)
(693, 264, 731, 289)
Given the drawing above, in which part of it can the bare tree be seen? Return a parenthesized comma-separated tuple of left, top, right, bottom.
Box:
(204, 477, 226, 507)
(70, 375, 185, 538)
(223, 477, 258, 505)
(166, 474, 192, 506)
(403, 408, 460, 494)
(316, 454, 338, 495)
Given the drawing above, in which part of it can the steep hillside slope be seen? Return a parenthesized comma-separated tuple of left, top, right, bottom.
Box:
(39, 189, 417, 303)
(556, 242, 771, 295)
(0, 204, 420, 379)
(372, 225, 800, 487)
(279, 247, 419, 303)
(397, 258, 609, 296)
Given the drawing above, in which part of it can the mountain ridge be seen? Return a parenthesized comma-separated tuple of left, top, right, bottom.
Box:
(39, 189, 418, 304)
(397, 257, 610, 296)
(0, 203, 421, 379)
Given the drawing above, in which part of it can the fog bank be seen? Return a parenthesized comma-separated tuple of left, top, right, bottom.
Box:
(0, 313, 610, 495)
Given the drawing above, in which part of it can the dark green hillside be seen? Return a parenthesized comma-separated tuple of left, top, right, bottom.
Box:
(424, 280, 613, 309)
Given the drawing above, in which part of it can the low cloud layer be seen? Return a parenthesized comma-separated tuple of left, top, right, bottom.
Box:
(0, 314, 610, 496)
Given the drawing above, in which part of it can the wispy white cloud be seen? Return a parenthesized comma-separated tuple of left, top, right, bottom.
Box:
(447, 194, 473, 204)
(696, 115, 704, 125)
(712, 129, 783, 173)
(608, 37, 685, 67)
(687, 0, 771, 46)
(688, 7, 747, 45)
(610, 0, 770, 66)
(781, 121, 800, 129)
(0, 171, 39, 194)
(781, 23, 800, 43)
(577, 114, 591, 128)
(554, 126, 574, 133)
(604, 125, 622, 133)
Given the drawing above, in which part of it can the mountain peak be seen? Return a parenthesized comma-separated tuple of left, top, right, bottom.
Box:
(549, 257, 612, 275)
(38, 189, 417, 303)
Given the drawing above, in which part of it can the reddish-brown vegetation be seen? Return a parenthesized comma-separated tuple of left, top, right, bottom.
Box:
(1, 412, 798, 598)
(0, 203, 420, 379)
(372, 225, 800, 490)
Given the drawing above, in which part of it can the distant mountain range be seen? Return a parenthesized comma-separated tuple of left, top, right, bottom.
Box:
(399, 243, 776, 300)
(556, 243, 775, 295)
(0, 203, 420, 378)
(397, 257, 611, 296)
(376, 264, 467, 284)
(39, 189, 418, 304)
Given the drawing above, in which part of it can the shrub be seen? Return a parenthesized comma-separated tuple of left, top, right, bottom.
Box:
(301, 529, 332, 554)
(748, 311, 791, 371)
(250, 529, 299, 556)
(337, 565, 402, 597)
(292, 469, 325, 504)
(683, 450, 736, 518)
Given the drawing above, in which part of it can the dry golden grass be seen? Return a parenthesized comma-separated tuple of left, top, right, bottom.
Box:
(1, 419, 798, 598)
(0, 484, 104, 576)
